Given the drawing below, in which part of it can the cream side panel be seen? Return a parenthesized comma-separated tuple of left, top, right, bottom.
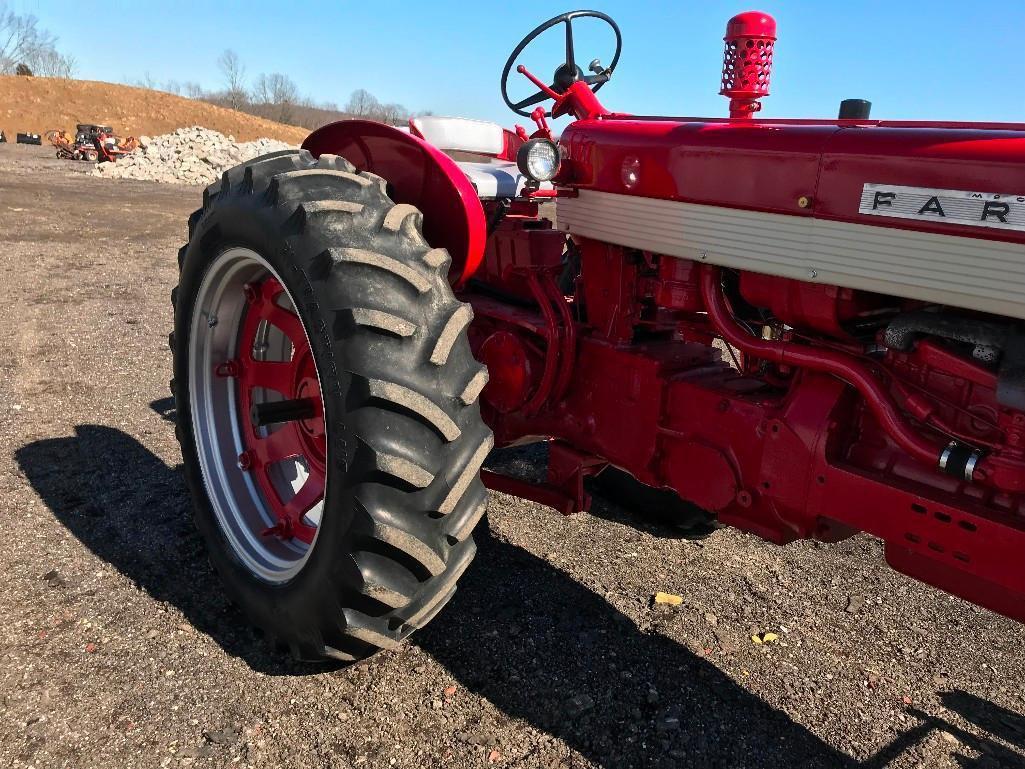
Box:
(556, 190, 1025, 320)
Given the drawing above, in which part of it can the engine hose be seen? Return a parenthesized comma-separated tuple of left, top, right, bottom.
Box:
(698, 265, 946, 469)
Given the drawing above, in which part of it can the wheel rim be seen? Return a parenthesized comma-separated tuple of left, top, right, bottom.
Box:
(189, 247, 327, 583)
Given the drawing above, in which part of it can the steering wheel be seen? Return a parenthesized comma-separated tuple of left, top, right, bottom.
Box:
(501, 10, 622, 118)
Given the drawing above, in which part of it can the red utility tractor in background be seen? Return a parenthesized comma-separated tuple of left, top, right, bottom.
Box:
(170, 10, 1025, 663)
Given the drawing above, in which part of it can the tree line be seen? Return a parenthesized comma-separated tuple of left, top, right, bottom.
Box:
(205, 49, 422, 129)
(139, 50, 425, 130)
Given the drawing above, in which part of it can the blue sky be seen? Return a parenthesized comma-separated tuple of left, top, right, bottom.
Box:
(10, 0, 1024, 129)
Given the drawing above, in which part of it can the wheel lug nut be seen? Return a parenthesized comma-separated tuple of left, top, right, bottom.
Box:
(243, 283, 260, 304)
(237, 450, 255, 471)
(215, 359, 241, 378)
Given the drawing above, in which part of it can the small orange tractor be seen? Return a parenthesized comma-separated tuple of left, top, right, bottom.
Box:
(47, 124, 138, 162)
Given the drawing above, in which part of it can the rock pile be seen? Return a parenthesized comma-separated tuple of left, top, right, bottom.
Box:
(94, 126, 294, 185)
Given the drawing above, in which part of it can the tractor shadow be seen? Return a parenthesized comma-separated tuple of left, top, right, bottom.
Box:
(417, 529, 855, 769)
(418, 540, 1025, 769)
(16, 426, 1025, 767)
(937, 691, 1025, 754)
(875, 697, 1025, 769)
(14, 422, 321, 676)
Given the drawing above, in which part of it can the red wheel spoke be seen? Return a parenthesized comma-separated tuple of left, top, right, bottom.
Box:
(244, 276, 307, 349)
(292, 522, 318, 545)
(260, 276, 284, 304)
(252, 426, 304, 465)
(265, 303, 306, 347)
(284, 474, 324, 518)
(245, 360, 294, 394)
(283, 475, 324, 544)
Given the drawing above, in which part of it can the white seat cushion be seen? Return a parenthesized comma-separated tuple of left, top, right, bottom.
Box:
(456, 160, 553, 199)
(457, 160, 525, 198)
(411, 116, 505, 155)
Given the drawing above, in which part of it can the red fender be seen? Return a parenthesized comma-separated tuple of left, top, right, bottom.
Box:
(301, 120, 486, 285)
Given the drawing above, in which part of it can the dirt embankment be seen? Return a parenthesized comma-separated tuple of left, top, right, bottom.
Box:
(0, 75, 310, 143)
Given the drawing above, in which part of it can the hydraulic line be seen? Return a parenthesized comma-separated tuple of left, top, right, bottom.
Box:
(699, 265, 946, 469)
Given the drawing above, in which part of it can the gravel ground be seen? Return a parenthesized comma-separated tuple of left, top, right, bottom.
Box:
(1, 143, 1024, 769)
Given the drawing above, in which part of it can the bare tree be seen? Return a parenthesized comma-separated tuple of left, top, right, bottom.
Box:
(341, 89, 410, 124)
(0, 5, 73, 76)
(268, 73, 298, 124)
(377, 102, 409, 126)
(251, 73, 271, 105)
(184, 81, 204, 99)
(253, 72, 299, 124)
(218, 49, 247, 110)
(34, 49, 75, 78)
(345, 88, 380, 118)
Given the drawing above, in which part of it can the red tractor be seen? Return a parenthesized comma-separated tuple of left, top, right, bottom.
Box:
(170, 10, 1025, 662)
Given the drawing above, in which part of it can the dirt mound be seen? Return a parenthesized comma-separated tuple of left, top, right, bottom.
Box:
(0, 75, 310, 144)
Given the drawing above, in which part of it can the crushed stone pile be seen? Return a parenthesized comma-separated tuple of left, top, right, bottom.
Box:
(94, 126, 295, 185)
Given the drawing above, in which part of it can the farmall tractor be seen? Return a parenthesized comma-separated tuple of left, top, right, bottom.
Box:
(170, 10, 1025, 662)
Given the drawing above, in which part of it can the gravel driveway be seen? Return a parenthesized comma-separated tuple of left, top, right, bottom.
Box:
(1, 143, 1023, 769)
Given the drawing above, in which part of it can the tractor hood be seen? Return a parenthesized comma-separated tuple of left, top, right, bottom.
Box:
(559, 117, 1025, 246)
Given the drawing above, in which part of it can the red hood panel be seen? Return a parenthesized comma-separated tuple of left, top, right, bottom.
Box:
(560, 118, 1025, 245)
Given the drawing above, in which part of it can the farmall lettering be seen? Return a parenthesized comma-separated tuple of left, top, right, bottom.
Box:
(859, 183, 1025, 231)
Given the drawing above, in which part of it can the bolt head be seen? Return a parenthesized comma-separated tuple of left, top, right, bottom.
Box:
(215, 359, 240, 378)
(237, 451, 253, 471)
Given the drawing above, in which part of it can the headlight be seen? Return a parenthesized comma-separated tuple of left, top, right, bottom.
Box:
(517, 138, 561, 182)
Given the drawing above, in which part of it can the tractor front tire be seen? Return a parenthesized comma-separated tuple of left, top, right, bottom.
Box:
(171, 149, 492, 662)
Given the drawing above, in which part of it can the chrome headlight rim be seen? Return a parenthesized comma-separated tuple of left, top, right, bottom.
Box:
(516, 138, 562, 182)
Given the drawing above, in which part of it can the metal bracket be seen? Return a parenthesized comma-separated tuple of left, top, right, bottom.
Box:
(481, 441, 606, 515)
